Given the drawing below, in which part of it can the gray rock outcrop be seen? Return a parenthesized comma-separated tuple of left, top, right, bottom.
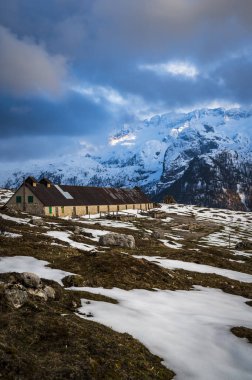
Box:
(1, 272, 56, 309)
(21, 272, 41, 288)
(99, 233, 135, 249)
(5, 287, 28, 309)
(31, 218, 44, 226)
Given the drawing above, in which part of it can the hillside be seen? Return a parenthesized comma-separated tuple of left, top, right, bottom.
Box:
(0, 203, 251, 379)
(0, 107, 252, 211)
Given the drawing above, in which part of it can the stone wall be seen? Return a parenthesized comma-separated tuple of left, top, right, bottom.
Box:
(6, 185, 44, 215)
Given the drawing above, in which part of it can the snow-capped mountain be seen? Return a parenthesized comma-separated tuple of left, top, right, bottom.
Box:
(1, 108, 252, 211)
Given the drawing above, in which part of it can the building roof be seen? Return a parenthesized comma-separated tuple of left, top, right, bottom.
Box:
(24, 180, 151, 207)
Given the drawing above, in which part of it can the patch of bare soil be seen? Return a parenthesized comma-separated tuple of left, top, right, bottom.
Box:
(59, 250, 192, 290)
(231, 327, 252, 344)
(173, 270, 252, 299)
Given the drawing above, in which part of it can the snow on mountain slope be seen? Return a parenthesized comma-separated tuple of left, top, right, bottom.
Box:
(1, 107, 251, 210)
(0, 188, 14, 205)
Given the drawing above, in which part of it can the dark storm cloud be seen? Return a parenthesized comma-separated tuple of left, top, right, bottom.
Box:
(0, 136, 80, 162)
(0, 0, 251, 161)
(0, 93, 113, 138)
(213, 55, 252, 104)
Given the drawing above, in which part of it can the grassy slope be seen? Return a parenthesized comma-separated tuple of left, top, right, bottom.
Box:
(0, 207, 251, 378)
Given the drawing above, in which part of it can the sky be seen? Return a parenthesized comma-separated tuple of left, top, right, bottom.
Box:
(0, 0, 252, 162)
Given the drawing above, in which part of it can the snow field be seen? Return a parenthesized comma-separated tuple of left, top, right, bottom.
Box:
(75, 286, 252, 380)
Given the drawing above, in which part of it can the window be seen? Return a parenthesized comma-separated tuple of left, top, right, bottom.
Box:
(16, 196, 22, 203)
(61, 206, 64, 213)
(49, 206, 52, 214)
(28, 196, 33, 204)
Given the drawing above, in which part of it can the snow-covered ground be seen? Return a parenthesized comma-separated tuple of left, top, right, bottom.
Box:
(160, 239, 183, 249)
(45, 230, 95, 251)
(75, 286, 252, 380)
(2, 232, 22, 238)
(160, 204, 252, 249)
(0, 256, 72, 284)
(1, 202, 251, 379)
(0, 213, 33, 226)
(80, 228, 109, 242)
(133, 256, 252, 283)
(160, 204, 252, 228)
(79, 218, 139, 230)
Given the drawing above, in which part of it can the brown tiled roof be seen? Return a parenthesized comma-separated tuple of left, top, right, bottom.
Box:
(26, 182, 151, 206)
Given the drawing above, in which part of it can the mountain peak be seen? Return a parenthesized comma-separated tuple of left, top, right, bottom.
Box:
(1, 106, 251, 211)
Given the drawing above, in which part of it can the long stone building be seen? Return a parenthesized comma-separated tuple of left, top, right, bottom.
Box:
(5, 177, 153, 217)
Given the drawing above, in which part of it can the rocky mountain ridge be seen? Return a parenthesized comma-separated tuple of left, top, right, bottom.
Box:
(1, 107, 251, 211)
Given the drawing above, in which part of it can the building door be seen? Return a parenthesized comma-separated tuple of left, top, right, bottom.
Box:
(55, 207, 59, 217)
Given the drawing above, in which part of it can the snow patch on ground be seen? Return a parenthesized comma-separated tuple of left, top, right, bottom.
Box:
(79, 218, 138, 230)
(160, 239, 183, 249)
(0, 256, 72, 284)
(2, 232, 22, 238)
(0, 213, 33, 226)
(45, 231, 95, 251)
(80, 228, 109, 242)
(232, 250, 252, 258)
(75, 286, 252, 380)
(133, 256, 252, 283)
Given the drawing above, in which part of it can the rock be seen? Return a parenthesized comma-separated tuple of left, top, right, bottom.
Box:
(31, 218, 44, 226)
(43, 286, 56, 299)
(20, 272, 41, 289)
(99, 233, 135, 249)
(74, 226, 81, 234)
(27, 288, 47, 300)
(62, 275, 86, 287)
(148, 210, 167, 219)
(235, 241, 252, 250)
(82, 231, 93, 238)
(5, 287, 28, 308)
(152, 230, 165, 239)
(27, 286, 55, 300)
